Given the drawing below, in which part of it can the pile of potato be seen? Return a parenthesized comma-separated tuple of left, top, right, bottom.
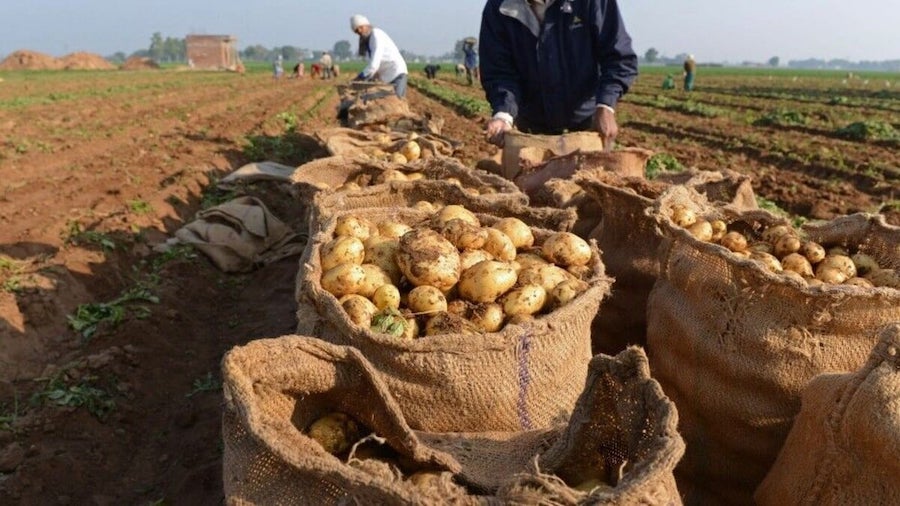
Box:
(364, 132, 423, 165)
(671, 204, 899, 288)
(319, 204, 595, 338)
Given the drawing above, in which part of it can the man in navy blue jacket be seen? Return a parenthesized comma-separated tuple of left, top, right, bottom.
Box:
(479, 0, 638, 149)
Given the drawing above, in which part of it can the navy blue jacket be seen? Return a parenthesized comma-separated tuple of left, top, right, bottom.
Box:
(479, 0, 638, 133)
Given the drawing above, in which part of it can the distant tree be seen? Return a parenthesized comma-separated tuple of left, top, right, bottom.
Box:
(333, 40, 352, 60)
(162, 36, 185, 62)
(768, 56, 780, 67)
(280, 46, 301, 62)
(241, 45, 271, 61)
(644, 47, 659, 63)
(107, 52, 127, 64)
(149, 32, 164, 62)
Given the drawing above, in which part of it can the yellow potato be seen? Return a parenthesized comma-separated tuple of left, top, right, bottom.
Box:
(400, 140, 421, 161)
(761, 224, 793, 244)
(407, 285, 448, 314)
(377, 221, 412, 239)
(541, 232, 592, 267)
(502, 284, 548, 316)
(773, 233, 802, 259)
(844, 277, 874, 288)
(424, 312, 481, 336)
(334, 215, 373, 240)
(780, 253, 813, 277)
(320, 235, 365, 272)
(432, 205, 480, 228)
(389, 153, 408, 164)
(719, 231, 748, 253)
(491, 217, 534, 249)
(458, 260, 518, 303)
(710, 220, 728, 241)
(340, 294, 378, 326)
(396, 228, 461, 291)
(469, 302, 505, 332)
(364, 238, 402, 285)
(374, 168, 408, 184)
(687, 220, 713, 241)
(851, 252, 880, 276)
(513, 252, 549, 271)
(482, 227, 517, 262)
(357, 264, 392, 298)
(412, 201, 437, 213)
(670, 205, 697, 228)
(459, 249, 494, 271)
(549, 279, 589, 308)
(799, 241, 826, 264)
(440, 219, 488, 251)
(306, 412, 362, 455)
(750, 251, 783, 273)
(372, 284, 401, 310)
(816, 266, 848, 284)
(819, 254, 856, 279)
(321, 263, 366, 298)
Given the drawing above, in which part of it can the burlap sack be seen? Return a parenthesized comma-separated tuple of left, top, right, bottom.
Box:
(312, 128, 455, 160)
(645, 186, 900, 505)
(496, 346, 685, 505)
(500, 131, 605, 180)
(576, 169, 757, 355)
(223, 338, 682, 504)
(755, 323, 900, 506)
(337, 84, 416, 128)
(221, 335, 478, 505)
(295, 206, 613, 432)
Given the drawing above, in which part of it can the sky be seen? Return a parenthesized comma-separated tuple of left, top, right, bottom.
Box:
(2, 0, 898, 64)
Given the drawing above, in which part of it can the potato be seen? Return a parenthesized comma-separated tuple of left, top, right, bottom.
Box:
(549, 279, 589, 309)
(780, 253, 813, 277)
(773, 233, 802, 259)
(541, 232, 592, 267)
(851, 252, 880, 276)
(750, 251, 783, 273)
(377, 221, 412, 240)
(400, 140, 421, 161)
(819, 254, 856, 279)
(827, 246, 850, 257)
(573, 477, 614, 493)
(446, 299, 469, 317)
(406, 172, 425, 181)
(433, 205, 479, 228)
(781, 270, 807, 285)
(322, 263, 366, 297)
(799, 241, 826, 264)
(566, 264, 593, 281)
(396, 228, 461, 291)
(719, 231, 748, 253)
(483, 227, 517, 262)
(407, 285, 448, 314)
(407, 471, 443, 488)
(458, 260, 518, 303)
(844, 277, 874, 288)
(502, 284, 548, 316)
(670, 205, 697, 228)
(816, 266, 848, 284)
(514, 252, 550, 271)
(710, 220, 728, 241)
(491, 217, 535, 249)
(372, 284, 401, 310)
(389, 153, 408, 164)
(761, 224, 793, 244)
(375, 168, 408, 183)
(357, 264, 392, 298)
(341, 294, 378, 326)
(687, 220, 713, 241)
(749, 242, 775, 255)
(307, 412, 362, 455)
(460, 249, 494, 271)
(469, 303, 505, 332)
(335, 215, 373, 240)
(363, 239, 402, 286)
(320, 236, 365, 272)
(412, 201, 437, 213)
(520, 264, 573, 293)
(440, 219, 488, 250)
(336, 181, 361, 192)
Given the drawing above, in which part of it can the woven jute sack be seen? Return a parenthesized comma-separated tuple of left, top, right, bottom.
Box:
(755, 323, 900, 506)
(312, 128, 456, 160)
(500, 131, 605, 180)
(336, 84, 416, 128)
(495, 346, 686, 505)
(295, 206, 613, 432)
(645, 185, 900, 505)
(575, 169, 757, 355)
(221, 335, 480, 505)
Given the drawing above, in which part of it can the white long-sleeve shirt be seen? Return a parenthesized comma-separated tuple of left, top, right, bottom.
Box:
(360, 27, 408, 83)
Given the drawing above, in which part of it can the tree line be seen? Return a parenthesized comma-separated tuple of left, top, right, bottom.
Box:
(106, 33, 481, 65)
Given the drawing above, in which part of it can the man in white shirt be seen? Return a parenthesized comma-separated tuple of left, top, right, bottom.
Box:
(350, 14, 409, 98)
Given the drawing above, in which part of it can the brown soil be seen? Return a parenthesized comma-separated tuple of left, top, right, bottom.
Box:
(120, 56, 161, 71)
(0, 50, 63, 70)
(58, 52, 116, 71)
(0, 68, 895, 505)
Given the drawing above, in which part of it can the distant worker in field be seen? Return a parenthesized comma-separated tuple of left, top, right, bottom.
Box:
(662, 73, 675, 90)
(423, 64, 440, 80)
(479, 0, 638, 148)
(291, 61, 305, 79)
(683, 54, 696, 91)
(350, 14, 409, 98)
(273, 54, 284, 80)
(320, 51, 334, 79)
(462, 38, 479, 85)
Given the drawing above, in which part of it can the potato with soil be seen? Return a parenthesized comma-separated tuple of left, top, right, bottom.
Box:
(541, 232, 592, 267)
(458, 260, 518, 303)
(320, 236, 366, 272)
(306, 412, 363, 455)
(396, 228, 461, 292)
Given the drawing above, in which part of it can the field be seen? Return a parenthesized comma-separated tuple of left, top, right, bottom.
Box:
(0, 64, 897, 503)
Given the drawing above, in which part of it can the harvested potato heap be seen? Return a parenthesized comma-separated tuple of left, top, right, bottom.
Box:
(572, 168, 757, 355)
(644, 185, 900, 506)
(318, 204, 594, 338)
(313, 127, 454, 162)
(223, 336, 685, 505)
(755, 324, 900, 506)
(296, 205, 612, 431)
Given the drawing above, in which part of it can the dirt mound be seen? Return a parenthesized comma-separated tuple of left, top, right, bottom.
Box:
(59, 52, 116, 70)
(0, 50, 63, 70)
(121, 56, 161, 70)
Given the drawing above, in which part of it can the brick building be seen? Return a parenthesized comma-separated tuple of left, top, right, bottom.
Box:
(185, 35, 240, 70)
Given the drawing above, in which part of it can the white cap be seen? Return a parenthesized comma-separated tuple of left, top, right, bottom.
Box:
(350, 14, 370, 31)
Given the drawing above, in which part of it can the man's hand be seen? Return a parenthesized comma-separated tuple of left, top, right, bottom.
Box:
(485, 118, 512, 147)
(594, 107, 618, 152)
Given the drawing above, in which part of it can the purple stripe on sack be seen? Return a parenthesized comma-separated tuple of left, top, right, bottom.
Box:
(517, 330, 533, 430)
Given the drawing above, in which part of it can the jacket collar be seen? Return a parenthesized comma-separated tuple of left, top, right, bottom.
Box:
(499, 0, 558, 37)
